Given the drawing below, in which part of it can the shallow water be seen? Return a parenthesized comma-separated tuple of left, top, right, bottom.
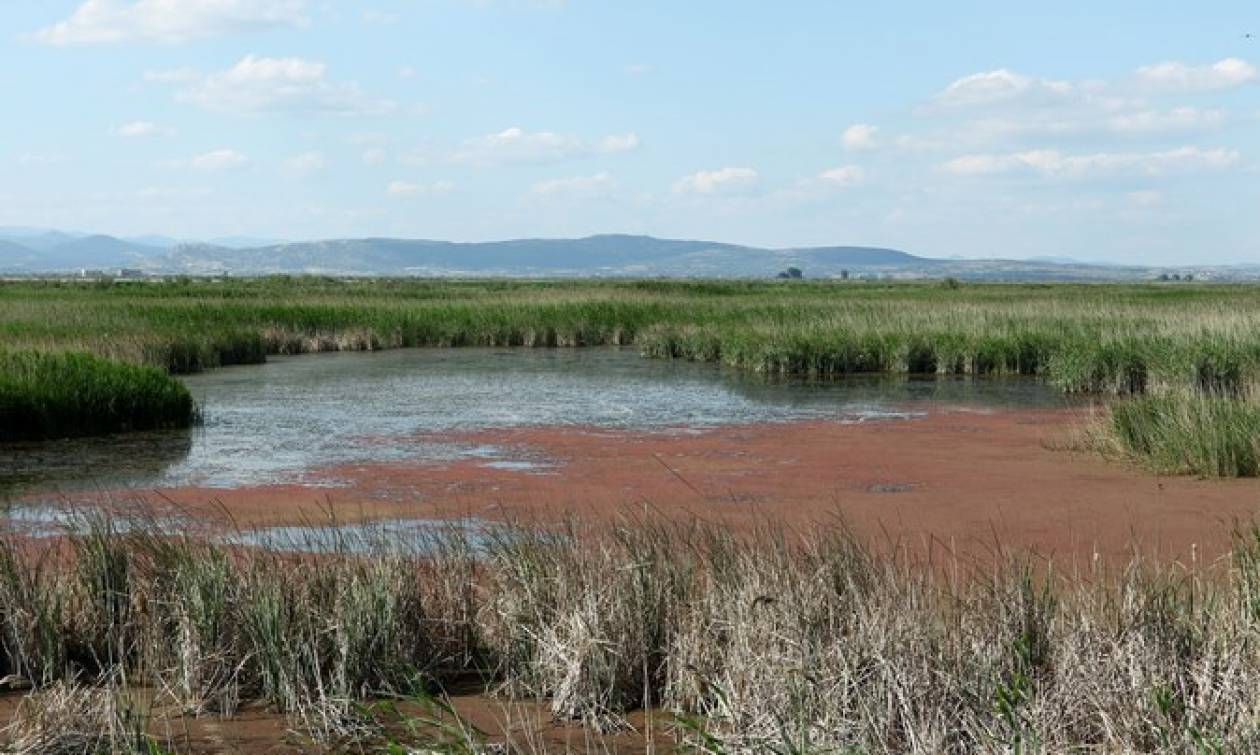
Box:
(221, 517, 502, 554)
(1, 347, 1063, 495)
(0, 501, 499, 554)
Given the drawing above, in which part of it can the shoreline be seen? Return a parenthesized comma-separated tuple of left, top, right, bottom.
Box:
(11, 403, 1258, 565)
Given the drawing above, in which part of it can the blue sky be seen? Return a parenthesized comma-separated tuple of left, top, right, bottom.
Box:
(2, 1, 1258, 263)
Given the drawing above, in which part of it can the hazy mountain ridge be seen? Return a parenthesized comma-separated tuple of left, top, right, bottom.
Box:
(0, 228, 1240, 281)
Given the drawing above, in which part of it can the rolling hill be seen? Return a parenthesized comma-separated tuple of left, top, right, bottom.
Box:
(0, 228, 1228, 281)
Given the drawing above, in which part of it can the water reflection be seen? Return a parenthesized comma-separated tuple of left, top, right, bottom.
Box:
(0, 502, 500, 556)
(222, 517, 499, 554)
(1, 428, 192, 498)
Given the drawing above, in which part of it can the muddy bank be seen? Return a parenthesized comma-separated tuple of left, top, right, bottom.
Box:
(0, 690, 668, 754)
(17, 405, 1260, 565)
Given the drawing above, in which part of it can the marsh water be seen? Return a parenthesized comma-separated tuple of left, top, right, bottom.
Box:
(1, 348, 1064, 496)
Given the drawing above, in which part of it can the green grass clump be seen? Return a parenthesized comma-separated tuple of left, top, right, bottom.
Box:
(1103, 394, 1260, 477)
(0, 351, 196, 441)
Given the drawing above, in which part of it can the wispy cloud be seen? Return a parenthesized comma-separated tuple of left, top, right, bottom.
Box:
(902, 56, 1256, 165)
(30, 0, 308, 45)
(387, 180, 454, 197)
(114, 120, 173, 138)
(941, 146, 1238, 178)
(932, 58, 1255, 115)
(672, 167, 759, 195)
(159, 56, 395, 117)
(161, 148, 249, 172)
(962, 106, 1227, 141)
(816, 165, 865, 187)
(136, 185, 212, 200)
(1136, 58, 1257, 93)
(773, 166, 867, 203)
(531, 171, 616, 197)
(842, 124, 879, 151)
(453, 127, 639, 166)
(934, 69, 1074, 108)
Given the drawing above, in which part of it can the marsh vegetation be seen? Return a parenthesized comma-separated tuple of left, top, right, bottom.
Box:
(4, 277, 1260, 472)
(0, 514, 1259, 752)
(0, 351, 195, 442)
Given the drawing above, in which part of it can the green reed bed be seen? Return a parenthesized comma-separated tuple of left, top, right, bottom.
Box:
(7, 279, 1260, 387)
(3, 515, 1260, 752)
(0, 351, 196, 441)
(8, 278, 1260, 470)
(1096, 393, 1260, 477)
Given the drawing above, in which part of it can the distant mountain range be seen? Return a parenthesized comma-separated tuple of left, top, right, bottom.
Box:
(0, 227, 1240, 281)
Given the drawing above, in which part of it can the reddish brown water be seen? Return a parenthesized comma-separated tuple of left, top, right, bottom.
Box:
(14, 404, 1258, 566)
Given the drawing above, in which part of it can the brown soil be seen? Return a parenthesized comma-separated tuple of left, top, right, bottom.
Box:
(26, 404, 1260, 566)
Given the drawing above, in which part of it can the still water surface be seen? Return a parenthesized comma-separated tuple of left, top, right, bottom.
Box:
(1, 348, 1063, 495)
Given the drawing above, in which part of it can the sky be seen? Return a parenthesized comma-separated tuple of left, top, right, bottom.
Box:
(1, 1, 1258, 264)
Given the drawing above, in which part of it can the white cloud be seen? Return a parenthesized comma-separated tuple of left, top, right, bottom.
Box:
(932, 60, 1253, 121)
(161, 148, 249, 171)
(362, 148, 387, 165)
(453, 127, 639, 165)
(842, 123, 879, 151)
(940, 153, 1013, 176)
(168, 55, 395, 116)
(1136, 58, 1257, 93)
(531, 171, 616, 197)
(624, 63, 655, 75)
(817, 165, 865, 187)
(672, 167, 759, 194)
(941, 146, 1238, 178)
(967, 106, 1227, 142)
(284, 151, 326, 176)
(387, 180, 454, 197)
(31, 0, 307, 45)
(775, 166, 867, 202)
(114, 120, 173, 138)
(1106, 106, 1226, 134)
(911, 58, 1253, 153)
(398, 65, 416, 79)
(935, 69, 1073, 107)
